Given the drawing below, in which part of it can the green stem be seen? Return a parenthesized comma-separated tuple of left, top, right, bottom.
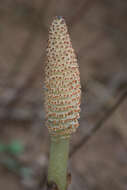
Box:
(48, 137, 70, 190)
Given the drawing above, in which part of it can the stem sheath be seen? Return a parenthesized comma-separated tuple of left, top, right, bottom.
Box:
(48, 137, 70, 190)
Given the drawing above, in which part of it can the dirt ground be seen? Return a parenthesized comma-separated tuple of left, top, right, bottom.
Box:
(0, 0, 127, 190)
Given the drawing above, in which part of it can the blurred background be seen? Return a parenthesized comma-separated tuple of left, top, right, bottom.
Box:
(0, 0, 127, 189)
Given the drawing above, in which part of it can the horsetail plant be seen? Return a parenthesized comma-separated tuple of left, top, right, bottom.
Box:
(44, 16, 81, 190)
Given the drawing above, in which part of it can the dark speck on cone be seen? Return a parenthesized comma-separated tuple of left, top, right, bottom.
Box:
(57, 16, 63, 19)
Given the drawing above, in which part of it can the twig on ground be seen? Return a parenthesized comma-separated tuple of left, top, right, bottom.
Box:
(70, 89, 127, 156)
